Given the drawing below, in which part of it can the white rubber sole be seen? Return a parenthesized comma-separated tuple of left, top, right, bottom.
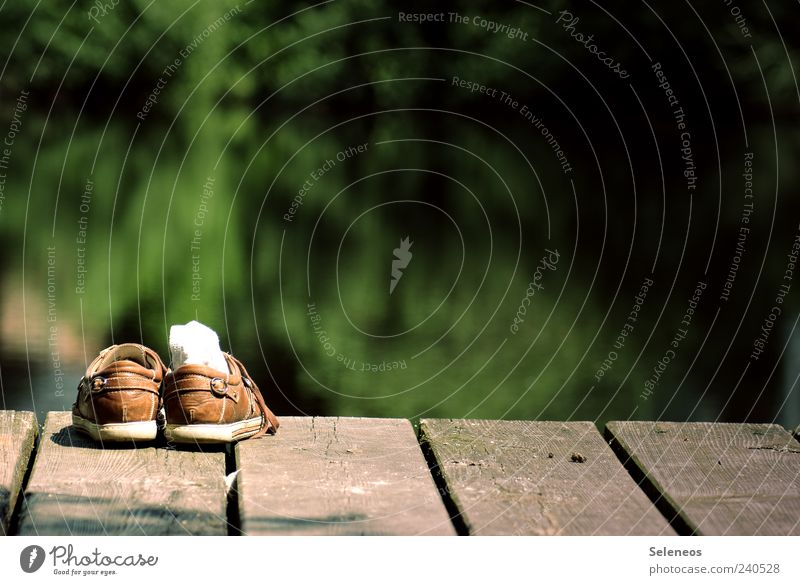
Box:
(164, 416, 263, 444)
(72, 414, 157, 442)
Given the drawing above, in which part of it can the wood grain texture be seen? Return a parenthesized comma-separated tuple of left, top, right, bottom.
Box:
(236, 417, 455, 535)
(420, 419, 675, 535)
(0, 411, 38, 535)
(17, 412, 227, 535)
(606, 421, 800, 535)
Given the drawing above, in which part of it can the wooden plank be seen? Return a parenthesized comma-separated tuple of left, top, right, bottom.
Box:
(419, 419, 675, 535)
(17, 412, 227, 535)
(0, 411, 38, 534)
(606, 421, 800, 535)
(235, 417, 455, 535)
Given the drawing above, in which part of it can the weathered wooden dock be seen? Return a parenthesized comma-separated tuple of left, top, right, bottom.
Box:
(1, 411, 798, 535)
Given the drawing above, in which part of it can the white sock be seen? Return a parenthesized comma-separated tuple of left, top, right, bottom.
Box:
(169, 320, 229, 373)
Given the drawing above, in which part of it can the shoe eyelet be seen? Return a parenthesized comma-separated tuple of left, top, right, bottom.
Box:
(210, 377, 228, 396)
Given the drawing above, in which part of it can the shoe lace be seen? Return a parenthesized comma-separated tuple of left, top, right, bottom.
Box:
(228, 354, 279, 438)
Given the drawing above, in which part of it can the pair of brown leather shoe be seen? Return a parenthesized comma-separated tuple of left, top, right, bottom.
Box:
(71, 343, 279, 444)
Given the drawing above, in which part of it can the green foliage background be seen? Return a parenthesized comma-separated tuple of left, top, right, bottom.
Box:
(0, 1, 798, 426)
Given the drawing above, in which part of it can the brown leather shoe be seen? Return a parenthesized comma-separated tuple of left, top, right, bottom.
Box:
(72, 344, 166, 442)
(162, 352, 279, 444)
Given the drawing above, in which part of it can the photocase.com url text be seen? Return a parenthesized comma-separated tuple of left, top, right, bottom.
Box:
(649, 563, 780, 576)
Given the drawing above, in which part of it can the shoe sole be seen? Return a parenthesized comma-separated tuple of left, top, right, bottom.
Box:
(72, 414, 157, 442)
(164, 416, 263, 444)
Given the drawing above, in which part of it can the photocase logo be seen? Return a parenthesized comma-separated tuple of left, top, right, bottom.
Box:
(389, 236, 413, 294)
(20, 545, 46, 573)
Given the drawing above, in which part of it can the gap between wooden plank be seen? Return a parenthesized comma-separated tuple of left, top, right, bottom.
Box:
(0, 411, 38, 535)
(224, 444, 242, 536)
(603, 426, 696, 535)
(416, 423, 469, 536)
(6, 431, 39, 536)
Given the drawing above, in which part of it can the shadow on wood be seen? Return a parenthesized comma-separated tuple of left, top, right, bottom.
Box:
(17, 492, 227, 536)
(236, 513, 381, 535)
(16, 412, 227, 536)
